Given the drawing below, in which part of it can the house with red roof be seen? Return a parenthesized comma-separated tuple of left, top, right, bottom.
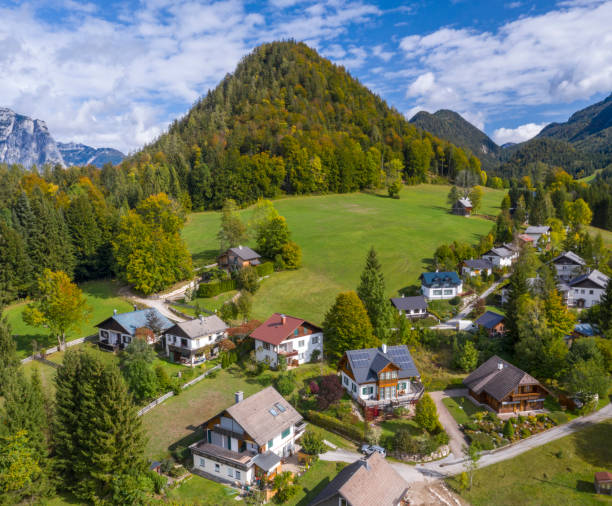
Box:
(250, 313, 323, 368)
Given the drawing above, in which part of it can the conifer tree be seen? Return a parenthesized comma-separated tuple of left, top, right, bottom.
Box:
(598, 280, 612, 334)
(0, 312, 19, 394)
(357, 247, 393, 340)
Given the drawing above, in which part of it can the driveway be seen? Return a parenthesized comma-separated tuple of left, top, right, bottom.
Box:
(429, 390, 469, 458)
(319, 402, 612, 482)
(453, 274, 509, 321)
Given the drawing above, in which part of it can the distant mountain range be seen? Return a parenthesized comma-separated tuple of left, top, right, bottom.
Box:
(0, 107, 124, 168)
(409, 93, 612, 177)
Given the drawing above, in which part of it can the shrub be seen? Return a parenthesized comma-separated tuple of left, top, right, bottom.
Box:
(468, 432, 495, 450)
(275, 372, 296, 396)
(310, 349, 321, 363)
(414, 394, 443, 434)
(277, 354, 288, 371)
(148, 471, 167, 494)
(281, 241, 302, 269)
(300, 430, 326, 455)
(256, 261, 274, 277)
(317, 375, 344, 410)
(503, 420, 514, 438)
(548, 412, 568, 425)
(273, 254, 285, 271)
(305, 411, 363, 441)
(160, 458, 174, 473)
(517, 415, 525, 424)
(309, 380, 319, 394)
(449, 295, 461, 306)
(234, 266, 259, 294)
(198, 279, 236, 297)
(520, 428, 531, 438)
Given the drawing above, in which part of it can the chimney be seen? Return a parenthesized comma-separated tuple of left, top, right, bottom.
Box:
(381, 343, 387, 354)
(199, 314, 204, 323)
(280, 314, 286, 325)
(238, 245, 242, 250)
(497, 361, 504, 370)
(113, 309, 117, 315)
(133, 304, 137, 311)
(235, 391, 244, 404)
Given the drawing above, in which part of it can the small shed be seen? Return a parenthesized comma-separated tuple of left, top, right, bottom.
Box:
(149, 461, 162, 474)
(452, 198, 473, 216)
(595, 472, 612, 495)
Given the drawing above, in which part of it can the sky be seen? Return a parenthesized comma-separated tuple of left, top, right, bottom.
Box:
(1, 0, 611, 153)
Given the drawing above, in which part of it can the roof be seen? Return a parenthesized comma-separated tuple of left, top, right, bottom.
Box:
(517, 234, 534, 243)
(249, 313, 321, 346)
(551, 251, 586, 266)
(252, 451, 281, 472)
(96, 309, 173, 335)
(484, 246, 515, 258)
(165, 315, 228, 339)
(224, 387, 303, 446)
(595, 472, 612, 483)
(573, 323, 596, 337)
(463, 355, 542, 401)
(310, 452, 409, 506)
(458, 197, 472, 208)
(149, 461, 161, 470)
(420, 271, 461, 287)
(345, 345, 420, 384)
(525, 225, 550, 235)
(475, 311, 505, 329)
(463, 259, 494, 270)
(390, 295, 428, 311)
(227, 246, 261, 261)
(569, 269, 610, 289)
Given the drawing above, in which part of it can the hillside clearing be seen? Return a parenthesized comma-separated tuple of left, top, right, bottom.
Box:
(183, 185, 504, 323)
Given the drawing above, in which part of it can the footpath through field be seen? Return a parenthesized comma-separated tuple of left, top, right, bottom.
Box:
(320, 402, 612, 483)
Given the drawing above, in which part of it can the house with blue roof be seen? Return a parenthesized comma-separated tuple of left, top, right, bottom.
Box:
(95, 308, 174, 351)
(337, 344, 423, 409)
(473, 310, 506, 336)
(420, 271, 463, 300)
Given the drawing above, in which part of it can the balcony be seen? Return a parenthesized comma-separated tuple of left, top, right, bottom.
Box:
(294, 420, 307, 437)
(190, 442, 256, 470)
(358, 382, 425, 408)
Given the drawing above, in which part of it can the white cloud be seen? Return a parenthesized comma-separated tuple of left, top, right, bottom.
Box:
(0, 0, 380, 153)
(397, 1, 612, 136)
(372, 44, 393, 62)
(492, 122, 547, 144)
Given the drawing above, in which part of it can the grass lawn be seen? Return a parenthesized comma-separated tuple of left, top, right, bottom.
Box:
(412, 345, 467, 391)
(378, 418, 421, 439)
(165, 475, 239, 505)
(3, 279, 133, 358)
(587, 225, 612, 249)
(485, 305, 505, 316)
(448, 419, 612, 505)
(442, 396, 484, 425)
(285, 460, 344, 506)
(174, 291, 239, 317)
(308, 425, 355, 450)
(182, 184, 504, 323)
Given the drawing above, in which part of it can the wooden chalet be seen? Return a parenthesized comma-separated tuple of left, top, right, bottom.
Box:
(473, 311, 506, 336)
(595, 472, 612, 495)
(218, 245, 261, 270)
(463, 356, 549, 414)
(452, 197, 472, 216)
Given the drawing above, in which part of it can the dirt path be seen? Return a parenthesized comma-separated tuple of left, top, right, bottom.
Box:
(119, 286, 187, 322)
(429, 390, 469, 458)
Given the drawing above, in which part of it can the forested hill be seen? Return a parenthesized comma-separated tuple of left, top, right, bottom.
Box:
(409, 109, 500, 171)
(131, 41, 481, 210)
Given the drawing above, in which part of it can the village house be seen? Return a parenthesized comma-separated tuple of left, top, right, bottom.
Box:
(595, 472, 612, 495)
(462, 258, 493, 277)
(524, 225, 551, 244)
(473, 311, 506, 336)
(565, 322, 598, 346)
(420, 271, 463, 300)
(95, 308, 173, 352)
(189, 387, 306, 486)
(310, 452, 410, 506)
(163, 315, 228, 366)
(250, 313, 323, 368)
(550, 251, 586, 281)
(563, 269, 610, 308)
(463, 356, 549, 414)
(481, 244, 519, 268)
(338, 344, 423, 409)
(390, 295, 428, 319)
(218, 245, 261, 271)
(452, 197, 473, 216)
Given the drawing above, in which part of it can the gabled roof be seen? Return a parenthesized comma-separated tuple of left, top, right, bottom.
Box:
(345, 345, 420, 384)
(96, 309, 173, 335)
(390, 295, 428, 311)
(569, 269, 610, 289)
(475, 311, 505, 330)
(224, 386, 302, 446)
(310, 452, 409, 506)
(249, 313, 321, 346)
(525, 225, 550, 235)
(463, 355, 543, 401)
(517, 234, 534, 243)
(463, 259, 494, 270)
(483, 246, 515, 258)
(420, 271, 461, 287)
(551, 251, 586, 266)
(165, 315, 228, 339)
(226, 245, 261, 261)
(573, 323, 596, 337)
(595, 471, 612, 483)
(458, 197, 472, 208)
(251, 451, 281, 472)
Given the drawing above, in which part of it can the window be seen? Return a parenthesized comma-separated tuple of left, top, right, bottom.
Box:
(351, 383, 357, 393)
(589, 290, 594, 294)
(199, 457, 205, 467)
(227, 468, 233, 477)
(263, 342, 270, 350)
(312, 336, 319, 344)
(362, 386, 369, 395)
(268, 439, 273, 449)
(339, 498, 348, 506)
(235, 471, 241, 480)
(294, 329, 299, 336)
(269, 408, 278, 417)
(433, 289, 443, 295)
(299, 353, 305, 360)
(298, 340, 304, 347)
(343, 376, 349, 386)
(181, 338, 188, 347)
(100, 330, 108, 338)
(443, 289, 453, 295)
(215, 463, 220, 473)
(282, 428, 290, 439)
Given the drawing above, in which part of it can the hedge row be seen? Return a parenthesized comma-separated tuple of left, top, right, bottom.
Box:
(197, 279, 236, 298)
(306, 410, 363, 442)
(256, 261, 274, 277)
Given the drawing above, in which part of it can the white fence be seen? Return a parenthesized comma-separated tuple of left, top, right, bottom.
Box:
(20, 335, 96, 365)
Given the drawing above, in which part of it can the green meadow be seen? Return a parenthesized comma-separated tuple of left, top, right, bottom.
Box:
(183, 184, 505, 323)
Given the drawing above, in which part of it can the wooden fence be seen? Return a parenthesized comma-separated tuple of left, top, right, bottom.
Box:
(20, 334, 97, 365)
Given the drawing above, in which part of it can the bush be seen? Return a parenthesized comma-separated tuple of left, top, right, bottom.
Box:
(160, 458, 174, 473)
(520, 428, 531, 438)
(503, 419, 514, 438)
(305, 410, 363, 441)
(234, 266, 259, 294)
(548, 412, 568, 425)
(300, 430, 326, 455)
(273, 254, 285, 271)
(277, 354, 288, 371)
(281, 241, 302, 269)
(317, 375, 344, 410)
(309, 381, 320, 394)
(449, 296, 461, 306)
(310, 349, 321, 363)
(148, 471, 167, 494)
(198, 278, 236, 297)
(468, 432, 495, 450)
(275, 372, 296, 396)
(414, 394, 443, 434)
(256, 261, 274, 277)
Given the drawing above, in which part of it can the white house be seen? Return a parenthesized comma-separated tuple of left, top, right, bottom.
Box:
(524, 225, 551, 244)
(250, 313, 323, 368)
(549, 251, 586, 281)
(420, 271, 462, 300)
(163, 315, 228, 366)
(190, 387, 306, 486)
(95, 308, 173, 352)
(462, 258, 494, 277)
(481, 244, 519, 268)
(390, 295, 428, 319)
(565, 269, 610, 308)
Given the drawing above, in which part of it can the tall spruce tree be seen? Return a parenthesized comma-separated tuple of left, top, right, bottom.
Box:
(0, 312, 19, 394)
(357, 247, 393, 340)
(54, 350, 147, 503)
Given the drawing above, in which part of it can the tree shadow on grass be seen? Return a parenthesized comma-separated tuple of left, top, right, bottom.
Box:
(572, 419, 612, 468)
(168, 426, 206, 463)
(576, 480, 596, 493)
(296, 477, 331, 506)
(192, 249, 219, 267)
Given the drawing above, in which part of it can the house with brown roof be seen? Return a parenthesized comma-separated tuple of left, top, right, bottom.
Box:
(162, 315, 228, 366)
(595, 472, 612, 495)
(190, 387, 306, 486)
(473, 311, 506, 336)
(452, 197, 472, 216)
(218, 245, 261, 271)
(309, 452, 410, 506)
(463, 356, 549, 414)
(250, 313, 323, 368)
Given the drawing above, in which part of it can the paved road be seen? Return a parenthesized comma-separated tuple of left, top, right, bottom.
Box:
(126, 291, 187, 322)
(453, 274, 510, 321)
(320, 402, 612, 482)
(429, 390, 469, 458)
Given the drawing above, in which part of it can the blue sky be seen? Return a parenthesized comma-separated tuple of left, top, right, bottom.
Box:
(1, 0, 611, 152)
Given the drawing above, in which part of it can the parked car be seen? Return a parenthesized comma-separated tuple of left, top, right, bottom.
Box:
(360, 444, 386, 457)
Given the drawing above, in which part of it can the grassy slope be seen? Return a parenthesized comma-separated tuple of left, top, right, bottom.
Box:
(183, 185, 504, 324)
(588, 225, 612, 249)
(285, 460, 343, 506)
(165, 475, 239, 505)
(449, 419, 612, 505)
(3, 280, 133, 358)
(442, 396, 484, 425)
